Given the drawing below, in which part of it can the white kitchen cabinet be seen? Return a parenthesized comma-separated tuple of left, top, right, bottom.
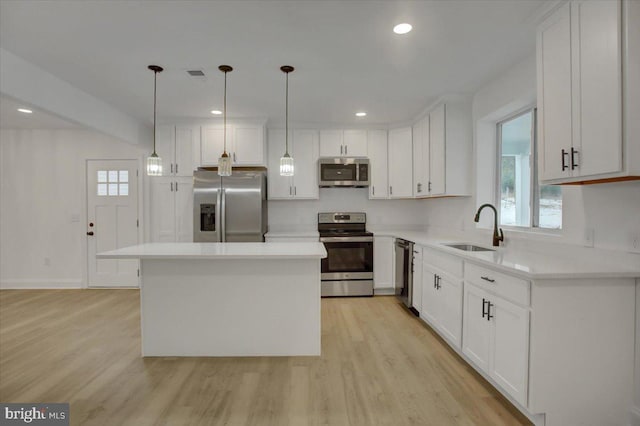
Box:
(429, 104, 446, 195)
(411, 246, 423, 312)
(156, 125, 199, 176)
(537, 0, 640, 183)
(387, 127, 413, 198)
(319, 129, 367, 157)
(149, 176, 193, 242)
(267, 129, 319, 200)
(462, 278, 529, 407)
(367, 130, 388, 199)
(373, 236, 394, 292)
(420, 263, 463, 349)
(201, 122, 265, 167)
(412, 115, 429, 197)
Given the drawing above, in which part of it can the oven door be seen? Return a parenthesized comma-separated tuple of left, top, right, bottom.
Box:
(320, 237, 373, 280)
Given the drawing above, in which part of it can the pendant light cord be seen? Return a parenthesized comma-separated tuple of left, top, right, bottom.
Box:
(153, 69, 157, 155)
(223, 70, 228, 154)
(285, 71, 289, 156)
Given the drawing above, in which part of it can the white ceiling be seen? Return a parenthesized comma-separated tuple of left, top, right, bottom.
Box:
(0, 95, 80, 129)
(0, 0, 548, 127)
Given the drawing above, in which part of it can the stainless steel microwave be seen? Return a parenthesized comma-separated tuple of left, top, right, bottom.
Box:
(318, 158, 370, 187)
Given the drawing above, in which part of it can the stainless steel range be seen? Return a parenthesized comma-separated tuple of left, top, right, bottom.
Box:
(318, 212, 374, 297)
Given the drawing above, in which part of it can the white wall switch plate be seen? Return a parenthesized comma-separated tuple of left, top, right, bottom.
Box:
(584, 228, 594, 248)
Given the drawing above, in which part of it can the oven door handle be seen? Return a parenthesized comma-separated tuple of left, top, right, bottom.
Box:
(320, 236, 374, 243)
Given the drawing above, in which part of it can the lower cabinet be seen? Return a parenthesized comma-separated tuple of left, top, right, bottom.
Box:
(420, 263, 463, 348)
(149, 177, 193, 242)
(462, 280, 529, 407)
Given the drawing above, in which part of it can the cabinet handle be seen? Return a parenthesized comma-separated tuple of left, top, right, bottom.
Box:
(428, 181, 432, 192)
(482, 298, 487, 318)
(170, 163, 174, 174)
(170, 182, 174, 192)
(390, 186, 393, 195)
(481, 276, 495, 283)
(561, 149, 569, 171)
(487, 302, 494, 321)
(294, 186, 297, 196)
(571, 148, 579, 170)
(345, 145, 348, 155)
(437, 275, 441, 290)
(434, 275, 437, 289)
(175, 163, 179, 174)
(340, 145, 344, 155)
(289, 186, 292, 196)
(417, 183, 422, 193)
(372, 186, 375, 196)
(175, 182, 178, 191)
(233, 152, 237, 163)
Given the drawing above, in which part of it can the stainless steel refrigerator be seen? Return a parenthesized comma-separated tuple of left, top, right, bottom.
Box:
(193, 169, 268, 242)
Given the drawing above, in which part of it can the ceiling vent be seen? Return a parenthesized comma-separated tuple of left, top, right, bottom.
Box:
(187, 70, 205, 77)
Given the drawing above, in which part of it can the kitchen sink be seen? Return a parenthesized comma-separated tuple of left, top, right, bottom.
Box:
(442, 243, 495, 252)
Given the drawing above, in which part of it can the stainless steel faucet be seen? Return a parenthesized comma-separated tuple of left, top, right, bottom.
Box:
(474, 203, 504, 247)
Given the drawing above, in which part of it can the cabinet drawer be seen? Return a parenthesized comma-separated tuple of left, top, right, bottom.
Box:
(464, 263, 530, 306)
(422, 247, 463, 278)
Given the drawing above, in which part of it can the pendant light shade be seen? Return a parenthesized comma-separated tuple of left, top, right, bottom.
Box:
(280, 65, 295, 177)
(146, 65, 164, 176)
(218, 65, 233, 176)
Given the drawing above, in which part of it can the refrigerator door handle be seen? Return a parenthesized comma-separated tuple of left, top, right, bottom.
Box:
(216, 189, 222, 242)
(220, 188, 226, 242)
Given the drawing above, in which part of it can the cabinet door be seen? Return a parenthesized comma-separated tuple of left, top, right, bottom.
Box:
(420, 264, 439, 326)
(462, 283, 491, 372)
(388, 127, 413, 198)
(291, 130, 319, 199)
(367, 130, 388, 199)
(438, 273, 463, 349)
(572, 0, 622, 177)
(343, 130, 367, 157)
(319, 130, 344, 157)
(489, 295, 529, 406)
(174, 178, 194, 242)
(429, 104, 446, 195)
(149, 178, 176, 242)
(412, 116, 430, 197)
(411, 247, 423, 312)
(373, 236, 394, 290)
(175, 126, 198, 176)
(234, 125, 265, 165)
(155, 125, 175, 175)
(537, 2, 573, 181)
(201, 125, 231, 166)
(267, 129, 293, 199)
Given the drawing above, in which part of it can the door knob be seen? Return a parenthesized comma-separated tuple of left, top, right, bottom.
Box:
(86, 231, 94, 236)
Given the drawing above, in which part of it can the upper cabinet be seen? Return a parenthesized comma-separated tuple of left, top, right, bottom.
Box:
(367, 130, 388, 199)
(412, 116, 429, 197)
(537, 0, 640, 184)
(319, 129, 368, 157)
(201, 121, 266, 167)
(388, 127, 414, 198)
(267, 129, 320, 200)
(155, 125, 200, 176)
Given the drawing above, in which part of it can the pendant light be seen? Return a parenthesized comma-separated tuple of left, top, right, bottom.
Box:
(218, 65, 233, 176)
(146, 65, 164, 176)
(279, 65, 295, 176)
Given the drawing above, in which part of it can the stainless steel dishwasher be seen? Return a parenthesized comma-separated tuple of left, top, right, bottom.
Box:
(394, 238, 417, 315)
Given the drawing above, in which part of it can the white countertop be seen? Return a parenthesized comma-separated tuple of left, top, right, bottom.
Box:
(372, 230, 640, 280)
(98, 242, 327, 260)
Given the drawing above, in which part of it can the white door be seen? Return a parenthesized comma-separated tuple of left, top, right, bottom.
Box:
(438, 273, 463, 349)
(319, 129, 343, 157)
(291, 129, 319, 199)
(234, 125, 264, 165)
(429, 104, 446, 195)
(420, 264, 439, 325)
(149, 178, 176, 242)
(87, 160, 139, 287)
(343, 129, 367, 156)
(388, 127, 413, 198)
(367, 130, 388, 199)
(267, 129, 293, 199)
(462, 283, 491, 372)
(489, 295, 529, 406)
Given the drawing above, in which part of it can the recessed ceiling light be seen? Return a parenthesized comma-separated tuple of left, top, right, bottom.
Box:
(17, 108, 32, 114)
(355, 112, 367, 117)
(211, 110, 222, 115)
(393, 23, 412, 35)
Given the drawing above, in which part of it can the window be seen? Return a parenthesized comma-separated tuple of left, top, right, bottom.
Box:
(497, 109, 561, 229)
(97, 170, 129, 197)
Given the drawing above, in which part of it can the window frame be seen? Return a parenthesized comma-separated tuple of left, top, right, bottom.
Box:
(495, 106, 561, 231)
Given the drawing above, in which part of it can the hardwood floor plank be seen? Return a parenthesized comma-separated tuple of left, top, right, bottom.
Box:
(0, 290, 531, 426)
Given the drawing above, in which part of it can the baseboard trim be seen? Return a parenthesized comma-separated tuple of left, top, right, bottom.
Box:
(0, 279, 83, 289)
(631, 406, 640, 426)
(374, 287, 395, 296)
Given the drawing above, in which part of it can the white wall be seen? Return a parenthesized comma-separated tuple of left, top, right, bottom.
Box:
(268, 188, 426, 231)
(423, 53, 640, 253)
(0, 129, 145, 288)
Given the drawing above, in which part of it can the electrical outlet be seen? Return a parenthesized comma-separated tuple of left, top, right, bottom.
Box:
(631, 232, 640, 253)
(584, 228, 594, 248)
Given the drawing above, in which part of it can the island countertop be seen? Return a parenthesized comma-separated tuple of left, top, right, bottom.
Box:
(98, 242, 327, 260)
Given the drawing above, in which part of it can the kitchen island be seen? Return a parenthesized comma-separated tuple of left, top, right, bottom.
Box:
(98, 242, 327, 357)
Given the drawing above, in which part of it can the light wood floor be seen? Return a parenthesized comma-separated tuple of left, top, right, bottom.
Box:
(0, 290, 530, 426)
